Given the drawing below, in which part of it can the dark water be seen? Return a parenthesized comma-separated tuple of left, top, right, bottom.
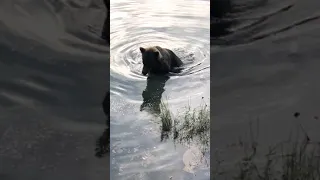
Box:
(110, 0, 210, 179)
(211, 0, 320, 178)
(0, 0, 109, 179)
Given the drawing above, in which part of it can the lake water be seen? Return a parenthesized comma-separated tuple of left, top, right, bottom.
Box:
(110, 0, 210, 179)
(0, 0, 109, 179)
(211, 0, 320, 178)
(1, 0, 318, 179)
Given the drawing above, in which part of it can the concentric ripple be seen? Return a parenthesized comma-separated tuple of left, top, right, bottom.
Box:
(111, 32, 209, 79)
(110, 0, 210, 179)
(110, 0, 210, 99)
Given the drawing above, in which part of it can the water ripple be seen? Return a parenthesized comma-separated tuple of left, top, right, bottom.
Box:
(110, 0, 210, 179)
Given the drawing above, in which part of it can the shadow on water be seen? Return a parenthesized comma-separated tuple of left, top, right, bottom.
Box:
(140, 75, 170, 115)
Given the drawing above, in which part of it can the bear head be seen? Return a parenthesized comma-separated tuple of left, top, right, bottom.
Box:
(139, 47, 163, 75)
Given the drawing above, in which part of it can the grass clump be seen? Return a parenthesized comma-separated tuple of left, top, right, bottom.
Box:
(158, 98, 320, 179)
(158, 98, 210, 153)
(159, 100, 173, 132)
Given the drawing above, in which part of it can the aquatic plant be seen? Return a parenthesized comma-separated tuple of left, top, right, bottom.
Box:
(160, 100, 173, 132)
(159, 98, 210, 153)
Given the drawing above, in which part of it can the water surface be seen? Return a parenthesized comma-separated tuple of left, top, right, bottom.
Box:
(211, 0, 320, 178)
(110, 0, 210, 179)
(0, 0, 109, 179)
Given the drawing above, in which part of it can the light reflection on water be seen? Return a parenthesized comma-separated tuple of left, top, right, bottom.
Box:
(110, 0, 210, 179)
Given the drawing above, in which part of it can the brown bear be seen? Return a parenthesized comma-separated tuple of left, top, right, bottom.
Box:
(139, 46, 183, 75)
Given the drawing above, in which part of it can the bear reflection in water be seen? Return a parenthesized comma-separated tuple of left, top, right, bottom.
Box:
(95, 91, 110, 158)
(140, 75, 170, 114)
(101, 0, 110, 43)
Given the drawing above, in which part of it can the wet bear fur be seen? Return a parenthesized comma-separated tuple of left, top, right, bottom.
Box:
(139, 46, 183, 75)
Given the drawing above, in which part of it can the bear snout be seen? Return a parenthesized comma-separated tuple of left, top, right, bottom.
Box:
(142, 66, 149, 75)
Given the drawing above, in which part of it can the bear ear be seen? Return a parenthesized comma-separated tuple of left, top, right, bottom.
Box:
(139, 47, 146, 53)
